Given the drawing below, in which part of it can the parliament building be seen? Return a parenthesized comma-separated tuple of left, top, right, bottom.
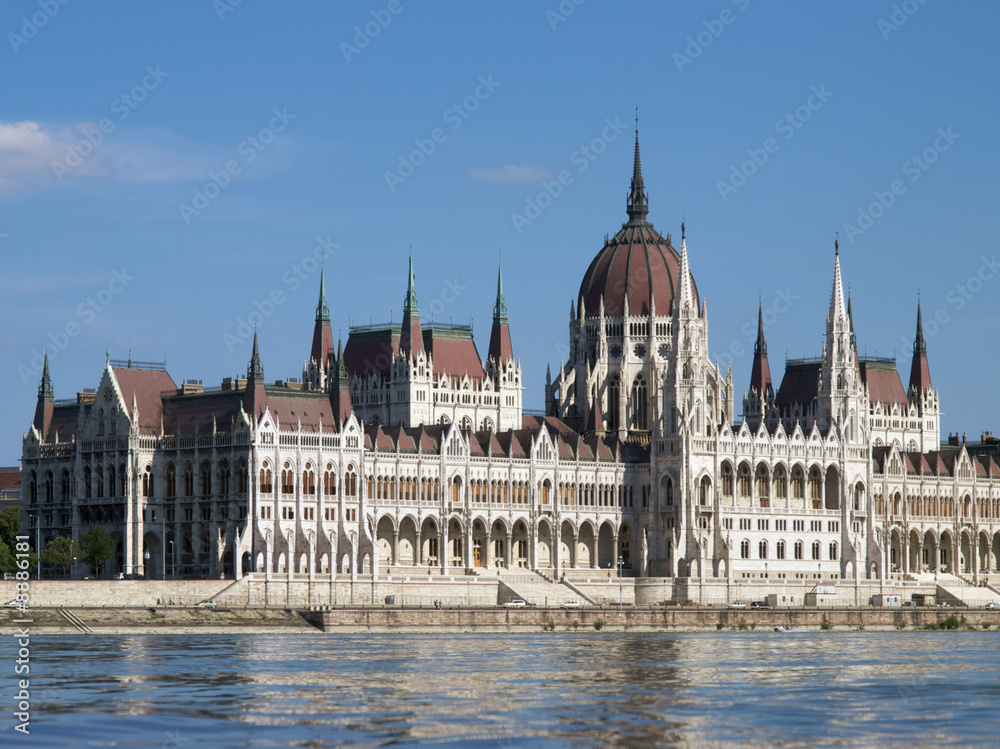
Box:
(20, 130, 1000, 605)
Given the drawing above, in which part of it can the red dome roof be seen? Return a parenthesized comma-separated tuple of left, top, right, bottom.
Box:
(578, 129, 698, 318)
(578, 220, 697, 318)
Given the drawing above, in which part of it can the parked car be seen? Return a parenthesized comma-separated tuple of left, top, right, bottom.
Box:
(195, 600, 217, 609)
(986, 602, 1000, 609)
(751, 601, 770, 609)
(728, 601, 746, 609)
(561, 600, 581, 608)
(502, 599, 526, 608)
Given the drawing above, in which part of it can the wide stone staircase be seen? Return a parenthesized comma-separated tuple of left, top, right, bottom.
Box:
(910, 572, 1000, 607)
(493, 569, 593, 607)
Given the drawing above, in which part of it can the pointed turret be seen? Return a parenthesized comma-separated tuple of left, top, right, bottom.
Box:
(908, 300, 932, 394)
(243, 329, 267, 421)
(749, 302, 773, 398)
(33, 350, 54, 437)
(829, 240, 848, 325)
(675, 222, 695, 312)
(399, 254, 424, 359)
(625, 110, 649, 224)
(309, 266, 335, 377)
(487, 260, 513, 364)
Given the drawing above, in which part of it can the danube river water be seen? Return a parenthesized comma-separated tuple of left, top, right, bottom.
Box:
(2, 631, 999, 747)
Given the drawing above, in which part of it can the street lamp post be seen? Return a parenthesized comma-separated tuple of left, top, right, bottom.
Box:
(143, 549, 150, 578)
(168, 540, 174, 580)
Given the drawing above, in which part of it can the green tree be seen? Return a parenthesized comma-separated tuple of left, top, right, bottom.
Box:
(41, 535, 80, 578)
(80, 525, 113, 578)
(0, 538, 14, 574)
(0, 507, 26, 574)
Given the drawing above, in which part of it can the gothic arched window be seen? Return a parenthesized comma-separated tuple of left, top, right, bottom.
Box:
(631, 374, 648, 431)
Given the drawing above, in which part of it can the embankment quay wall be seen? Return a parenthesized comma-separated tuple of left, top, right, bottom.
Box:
(305, 607, 1000, 631)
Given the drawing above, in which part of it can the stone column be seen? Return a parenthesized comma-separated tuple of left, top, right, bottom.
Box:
(505, 532, 512, 568)
(392, 529, 399, 568)
(571, 530, 579, 569)
(415, 528, 423, 566)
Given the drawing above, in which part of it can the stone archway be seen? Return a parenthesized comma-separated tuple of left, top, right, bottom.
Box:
(536, 520, 552, 569)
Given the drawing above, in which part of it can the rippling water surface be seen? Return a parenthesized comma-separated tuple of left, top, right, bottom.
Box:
(3, 631, 999, 747)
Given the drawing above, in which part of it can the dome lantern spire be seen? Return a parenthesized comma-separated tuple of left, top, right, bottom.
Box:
(626, 107, 648, 224)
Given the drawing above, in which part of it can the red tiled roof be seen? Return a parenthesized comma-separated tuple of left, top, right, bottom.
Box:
(261, 391, 337, 433)
(0, 469, 20, 492)
(344, 329, 400, 380)
(113, 366, 177, 431)
(424, 328, 485, 380)
(42, 405, 79, 443)
(859, 361, 907, 406)
(775, 361, 820, 411)
(161, 391, 245, 434)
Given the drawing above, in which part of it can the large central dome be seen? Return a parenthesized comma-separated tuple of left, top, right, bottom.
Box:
(577, 133, 697, 318)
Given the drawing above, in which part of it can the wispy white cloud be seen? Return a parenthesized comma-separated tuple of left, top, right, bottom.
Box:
(0, 120, 293, 191)
(467, 164, 553, 183)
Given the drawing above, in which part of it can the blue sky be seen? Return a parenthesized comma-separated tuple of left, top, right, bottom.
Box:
(2, 0, 998, 464)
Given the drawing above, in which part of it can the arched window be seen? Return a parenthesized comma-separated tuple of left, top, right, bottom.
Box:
(755, 465, 769, 503)
(184, 463, 194, 496)
(165, 463, 176, 497)
(759, 540, 768, 559)
(107, 465, 116, 498)
(829, 541, 838, 560)
(220, 460, 231, 495)
(791, 466, 805, 500)
(737, 464, 751, 498)
(97, 408, 104, 436)
(776, 540, 786, 560)
(238, 459, 248, 493)
(631, 374, 648, 431)
(664, 477, 674, 506)
(119, 463, 127, 497)
(808, 467, 822, 504)
(794, 541, 803, 560)
(44, 471, 54, 503)
(281, 462, 294, 494)
(741, 540, 750, 559)
(95, 466, 104, 498)
(259, 461, 272, 494)
(84, 467, 92, 499)
(720, 463, 733, 497)
(608, 374, 620, 431)
(324, 464, 335, 496)
(812, 541, 821, 560)
(773, 465, 787, 500)
(201, 460, 211, 495)
(344, 466, 357, 496)
(302, 464, 315, 495)
(482, 417, 494, 433)
(142, 466, 153, 497)
(60, 470, 70, 502)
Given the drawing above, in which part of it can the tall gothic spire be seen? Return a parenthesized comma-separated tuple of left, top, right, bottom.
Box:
(400, 253, 424, 358)
(909, 299, 932, 394)
(675, 222, 694, 311)
(403, 253, 419, 316)
(829, 238, 848, 324)
(493, 259, 508, 324)
(488, 259, 514, 365)
(33, 349, 54, 435)
(749, 300, 772, 398)
(248, 328, 263, 381)
(316, 265, 330, 323)
(626, 108, 649, 223)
